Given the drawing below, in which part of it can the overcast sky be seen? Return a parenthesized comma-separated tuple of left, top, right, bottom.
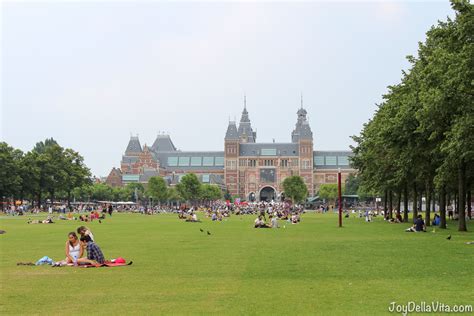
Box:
(1, 0, 453, 177)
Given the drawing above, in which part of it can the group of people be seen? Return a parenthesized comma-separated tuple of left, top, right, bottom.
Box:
(53, 226, 105, 266)
(254, 211, 301, 228)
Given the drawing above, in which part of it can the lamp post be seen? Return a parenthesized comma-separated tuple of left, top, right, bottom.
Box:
(338, 168, 342, 227)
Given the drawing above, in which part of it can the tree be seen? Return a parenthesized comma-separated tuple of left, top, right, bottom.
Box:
(146, 176, 168, 204)
(200, 184, 222, 203)
(344, 174, 360, 195)
(176, 173, 202, 205)
(90, 183, 113, 201)
(318, 183, 344, 204)
(282, 176, 308, 204)
(166, 187, 183, 204)
(125, 183, 145, 202)
(62, 148, 91, 207)
(0, 143, 23, 207)
(351, 1, 473, 231)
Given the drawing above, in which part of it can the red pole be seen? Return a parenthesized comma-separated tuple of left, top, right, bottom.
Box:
(338, 168, 342, 227)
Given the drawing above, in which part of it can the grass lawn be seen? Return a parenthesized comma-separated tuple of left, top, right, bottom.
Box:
(1, 212, 473, 315)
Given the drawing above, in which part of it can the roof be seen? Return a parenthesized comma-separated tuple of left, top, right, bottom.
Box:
(121, 156, 139, 164)
(139, 169, 160, 182)
(292, 107, 313, 142)
(237, 106, 256, 142)
(151, 134, 177, 152)
(125, 136, 142, 154)
(225, 121, 239, 140)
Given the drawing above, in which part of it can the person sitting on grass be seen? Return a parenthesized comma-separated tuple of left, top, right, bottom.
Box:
(77, 226, 95, 242)
(185, 212, 200, 222)
(396, 213, 403, 223)
(254, 215, 269, 228)
(76, 235, 105, 265)
(405, 214, 426, 232)
(432, 214, 440, 226)
(269, 215, 279, 228)
(53, 232, 84, 267)
(291, 213, 300, 224)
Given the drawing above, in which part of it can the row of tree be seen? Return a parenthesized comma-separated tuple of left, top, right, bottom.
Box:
(0, 139, 91, 207)
(351, 1, 473, 231)
(147, 174, 222, 205)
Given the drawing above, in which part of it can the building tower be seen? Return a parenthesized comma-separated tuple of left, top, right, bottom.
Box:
(291, 98, 314, 196)
(237, 95, 257, 143)
(224, 121, 240, 197)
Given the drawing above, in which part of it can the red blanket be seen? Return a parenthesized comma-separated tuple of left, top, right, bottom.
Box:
(76, 261, 133, 268)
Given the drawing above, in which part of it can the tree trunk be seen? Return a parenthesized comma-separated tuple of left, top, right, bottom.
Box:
(384, 190, 388, 215)
(413, 183, 418, 224)
(467, 188, 472, 220)
(458, 163, 467, 231)
(426, 181, 432, 227)
(454, 193, 458, 217)
(389, 190, 393, 219)
(67, 191, 72, 208)
(440, 186, 447, 229)
(397, 190, 402, 217)
(37, 192, 42, 210)
(50, 191, 55, 207)
(403, 183, 409, 222)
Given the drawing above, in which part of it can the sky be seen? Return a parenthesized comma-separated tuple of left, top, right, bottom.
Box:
(1, 0, 454, 177)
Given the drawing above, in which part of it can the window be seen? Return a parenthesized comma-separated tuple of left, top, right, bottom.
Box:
(123, 174, 140, 182)
(326, 156, 337, 165)
(260, 169, 276, 183)
(239, 159, 247, 167)
(338, 156, 349, 166)
(302, 159, 311, 169)
(248, 159, 256, 167)
(202, 174, 210, 183)
(264, 159, 274, 166)
(227, 146, 237, 154)
(226, 160, 236, 170)
(178, 157, 190, 166)
(281, 159, 288, 167)
(203, 157, 214, 166)
(191, 157, 202, 166)
(167, 157, 178, 166)
(314, 156, 325, 166)
(291, 158, 299, 167)
(215, 157, 224, 166)
(261, 148, 277, 156)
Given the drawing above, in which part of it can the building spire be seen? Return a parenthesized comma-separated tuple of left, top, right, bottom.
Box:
(300, 92, 303, 109)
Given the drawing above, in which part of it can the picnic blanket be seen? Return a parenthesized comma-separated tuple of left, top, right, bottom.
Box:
(78, 261, 133, 268)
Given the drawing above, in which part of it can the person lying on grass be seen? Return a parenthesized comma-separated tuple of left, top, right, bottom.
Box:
(27, 216, 54, 224)
(405, 214, 426, 232)
(77, 235, 105, 265)
(52, 232, 84, 267)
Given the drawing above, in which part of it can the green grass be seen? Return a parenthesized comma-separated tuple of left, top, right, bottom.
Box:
(1, 212, 473, 315)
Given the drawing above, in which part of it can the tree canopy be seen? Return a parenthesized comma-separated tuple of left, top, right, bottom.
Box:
(351, 1, 473, 231)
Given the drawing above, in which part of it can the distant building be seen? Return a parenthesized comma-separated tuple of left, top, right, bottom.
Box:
(106, 100, 355, 201)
